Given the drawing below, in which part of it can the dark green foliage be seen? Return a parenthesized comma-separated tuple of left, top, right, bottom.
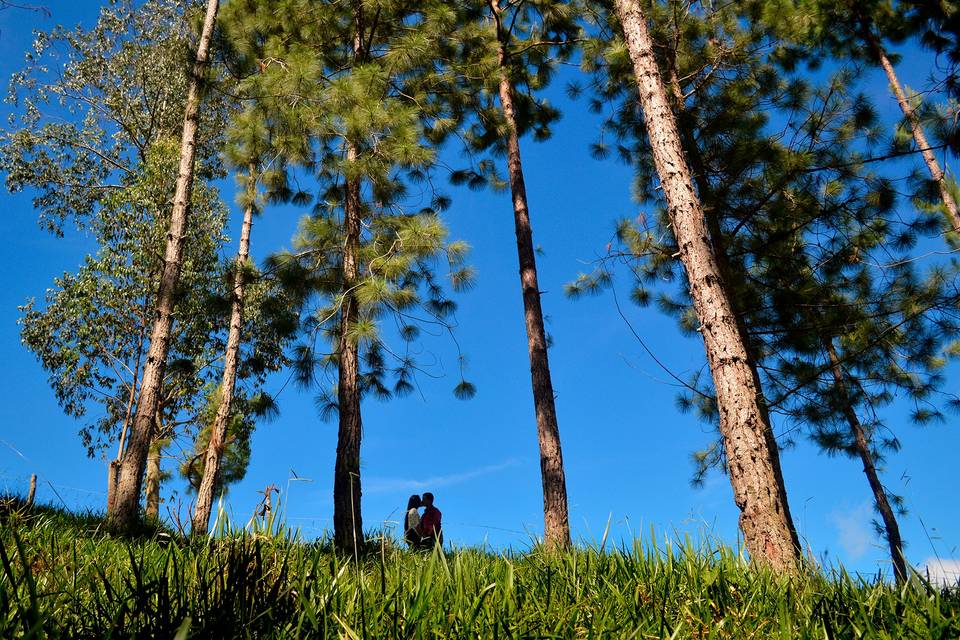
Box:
(570, 1, 959, 560)
(220, 0, 477, 408)
(1, 505, 958, 638)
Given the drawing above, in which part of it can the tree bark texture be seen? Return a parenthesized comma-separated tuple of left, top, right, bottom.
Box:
(825, 340, 907, 583)
(860, 21, 960, 232)
(144, 439, 162, 521)
(191, 169, 257, 535)
(491, 12, 571, 551)
(615, 0, 799, 572)
(666, 67, 801, 553)
(108, 0, 220, 533)
(106, 462, 118, 514)
(333, 142, 364, 555)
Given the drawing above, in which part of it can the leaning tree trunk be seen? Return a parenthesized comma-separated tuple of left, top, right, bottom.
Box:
(614, 0, 799, 572)
(666, 67, 801, 553)
(144, 438, 163, 521)
(191, 168, 257, 535)
(859, 19, 960, 233)
(333, 142, 364, 555)
(491, 14, 570, 551)
(108, 0, 220, 534)
(825, 340, 907, 583)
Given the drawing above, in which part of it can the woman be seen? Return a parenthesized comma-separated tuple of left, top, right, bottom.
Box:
(404, 494, 422, 548)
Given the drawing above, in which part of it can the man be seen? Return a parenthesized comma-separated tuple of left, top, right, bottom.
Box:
(418, 492, 443, 549)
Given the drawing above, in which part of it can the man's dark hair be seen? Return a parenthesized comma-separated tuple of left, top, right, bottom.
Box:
(422, 492, 434, 505)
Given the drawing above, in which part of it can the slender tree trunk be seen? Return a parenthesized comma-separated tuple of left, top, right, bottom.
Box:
(144, 438, 162, 521)
(860, 20, 960, 232)
(825, 340, 907, 583)
(614, 0, 799, 571)
(108, 296, 151, 513)
(666, 67, 802, 553)
(331, 4, 369, 557)
(191, 168, 257, 535)
(490, 4, 570, 551)
(108, 0, 220, 533)
(333, 142, 364, 555)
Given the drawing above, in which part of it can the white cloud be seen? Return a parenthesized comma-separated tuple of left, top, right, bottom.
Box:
(921, 557, 960, 588)
(832, 502, 874, 561)
(364, 459, 519, 495)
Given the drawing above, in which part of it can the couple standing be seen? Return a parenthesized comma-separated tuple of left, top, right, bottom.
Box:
(404, 492, 443, 549)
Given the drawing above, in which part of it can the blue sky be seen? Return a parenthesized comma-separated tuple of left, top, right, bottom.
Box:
(0, 1, 958, 583)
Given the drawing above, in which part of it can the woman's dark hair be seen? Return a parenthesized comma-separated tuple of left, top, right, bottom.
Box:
(404, 494, 422, 534)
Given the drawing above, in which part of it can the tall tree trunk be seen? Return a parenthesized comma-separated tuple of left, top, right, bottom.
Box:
(859, 19, 960, 232)
(108, 295, 151, 513)
(825, 340, 907, 583)
(490, 2, 570, 552)
(614, 0, 799, 572)
(333, 142, 364, 555)
(332, 6, 366, 556)
(144, 437, 162, 521)
(108, 0, 220, 533)
(666, 67, 801, 553)
(191, 168, 257, 535)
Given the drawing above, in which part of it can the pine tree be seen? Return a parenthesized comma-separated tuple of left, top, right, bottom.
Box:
(760, 0, 960, 234)
(607, 0, 801, 572)
(221, 0, 474, 554)
(187, 14, 301, 534)
(574, 1, 958, 579)
(445, 0, 579, 551)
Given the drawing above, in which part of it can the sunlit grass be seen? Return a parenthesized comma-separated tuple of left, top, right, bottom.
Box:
(1, 498, 957, 638)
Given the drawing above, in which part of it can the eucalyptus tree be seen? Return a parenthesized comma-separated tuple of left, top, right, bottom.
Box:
(1, 0, 231, 512)
(17, 145, 229, 513)
(444, 0, 580, 551)
(220, 0, 474, 554)
(110, 0, 222, 533)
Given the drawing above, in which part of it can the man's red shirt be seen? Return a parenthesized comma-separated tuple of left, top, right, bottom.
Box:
(421, 505, 442, 536)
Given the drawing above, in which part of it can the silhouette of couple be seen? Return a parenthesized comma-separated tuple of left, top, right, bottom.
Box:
(404, 492, 443, 550)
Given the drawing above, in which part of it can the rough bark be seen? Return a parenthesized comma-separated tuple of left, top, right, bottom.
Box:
(666, 67, 802, 553)
(490, 1, 570, 551)
(825, 340, 907, 583)
(108, 0, 220, 533)
(614, 0, 799, 572)
(191, 168, 257, 535)
(333, 142, 364, 555)
(144, 438, 162, 521)
(860, 20, 960, 232)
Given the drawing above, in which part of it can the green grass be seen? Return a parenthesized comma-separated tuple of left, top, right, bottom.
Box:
(1, 498, 957, 639)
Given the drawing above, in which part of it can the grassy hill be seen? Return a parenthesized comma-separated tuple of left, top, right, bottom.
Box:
(1, 498, 957, 638)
